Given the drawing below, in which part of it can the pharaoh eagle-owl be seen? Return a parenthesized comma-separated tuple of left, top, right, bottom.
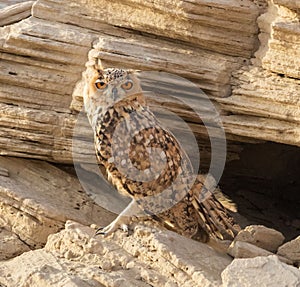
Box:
(83, 63, 240, 243)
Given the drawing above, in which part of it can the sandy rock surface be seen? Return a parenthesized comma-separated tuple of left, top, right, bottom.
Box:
(222, 255, 300, 287)
(277, 236, 300, 266)
(0, 221, 232, 287)
(0, 0, 299, 165)
(234, 225, 285, 252)
(0, 227, 30, 260)
(1, 220, 299, 287)
(0, 156, 115, 250)
(227, 240, 293, 265)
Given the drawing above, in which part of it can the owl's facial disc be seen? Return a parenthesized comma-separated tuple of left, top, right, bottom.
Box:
(93, 68, 136, 102)
(110, 78, 134, 101)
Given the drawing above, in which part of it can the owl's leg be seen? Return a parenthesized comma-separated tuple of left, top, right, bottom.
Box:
(95, 199, 140, 237)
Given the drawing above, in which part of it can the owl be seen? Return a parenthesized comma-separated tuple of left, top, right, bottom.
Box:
(83, 63, 240, 243)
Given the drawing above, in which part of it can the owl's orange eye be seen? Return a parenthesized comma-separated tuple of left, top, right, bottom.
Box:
(121, 80, 133, 90)
(95, 79, 107, 90)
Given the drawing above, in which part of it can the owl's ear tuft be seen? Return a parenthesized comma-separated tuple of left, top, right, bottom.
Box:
(94, 58, 104, 73)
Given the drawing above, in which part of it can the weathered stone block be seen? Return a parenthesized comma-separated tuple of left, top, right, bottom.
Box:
(233, 225, 285, 252)
(277, 236, 300, 266)
(222, 255, 300, 287)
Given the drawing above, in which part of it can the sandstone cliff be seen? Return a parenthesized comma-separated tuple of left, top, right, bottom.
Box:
(0, 0, 299, 286)
(0, 0, 299, 164)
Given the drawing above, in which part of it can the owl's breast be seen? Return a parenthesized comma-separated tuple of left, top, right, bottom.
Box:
(94, 98, 194, 206)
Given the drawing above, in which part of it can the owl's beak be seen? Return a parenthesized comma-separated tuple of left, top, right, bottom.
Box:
(112, 87, 118, 100)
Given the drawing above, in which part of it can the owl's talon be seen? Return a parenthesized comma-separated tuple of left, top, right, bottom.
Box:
(121, 224, 129, 233)
(95, 227, 106, 236)
(95, 216, 131, 237)
(95, 225, 115, 237)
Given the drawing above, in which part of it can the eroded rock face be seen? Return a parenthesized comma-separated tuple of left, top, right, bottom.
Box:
(227, 240, 293, 265)
(0, 227, 31, 260)
(226, 225, 297, 265)
(0, 221, 232, 287)
(0, 0, 299, 166)
(277, 236, 300, 266)
(1, 220, 299, 287)
(0, 1, 33, 26)
(0, 156, 115, 250)
(228, 240, 273, 258)
(233, 225, 285, 252)
(222, 255, 300, 287)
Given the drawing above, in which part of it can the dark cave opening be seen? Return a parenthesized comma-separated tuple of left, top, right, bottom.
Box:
(220, 141, 300, 241)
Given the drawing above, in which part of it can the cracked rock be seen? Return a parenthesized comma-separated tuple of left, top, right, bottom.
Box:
(233, 225, 285, 252)
(277, 236, 300, 266)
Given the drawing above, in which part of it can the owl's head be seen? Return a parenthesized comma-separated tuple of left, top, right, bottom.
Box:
(83, 65, 142, 127)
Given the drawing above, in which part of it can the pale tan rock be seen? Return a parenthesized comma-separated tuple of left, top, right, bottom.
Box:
(221, 114, 300, 147)
(0, 0, 299, 164)
(34, 0, 260, 57)
(277, 236, 300, 266)
(0, 13, 95, 163)
(0, 227, 31, 260)
(227, 240, 293, 265)
(0, 7, 245, 164)
(262, 21, 300, 79)
(253, 0, 278, 67)
(273, 0, 300, 14)
(0, 1, 34, 27)
(0, 156, 115, 248)
(0, 221, 233, 287)
(222, 255, 300, 287)
(89, 35, 240, 98)
(233, 225, 285, 252)
(0, 0, 298, 285)
(219, 66, 300, 147)
(130, 224, 232, 286)
(0, 248, 102, 287)
(0, 22, 90, 96)
(228, 240, 273, 258)
(244, 0, 300, 145)
(0, 166, 9, 177)
(224, 66, 300, 122)
(254, 0, 300, 78)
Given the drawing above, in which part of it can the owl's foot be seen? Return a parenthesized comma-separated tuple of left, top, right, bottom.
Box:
(95, 216, 130, 237)
(95, 200, 141, 237)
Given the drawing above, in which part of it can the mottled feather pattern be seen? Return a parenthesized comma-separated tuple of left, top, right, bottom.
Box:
(83, 65, 241, 242)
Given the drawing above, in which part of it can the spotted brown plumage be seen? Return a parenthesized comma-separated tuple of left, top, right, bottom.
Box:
(83, 63, 241, 242)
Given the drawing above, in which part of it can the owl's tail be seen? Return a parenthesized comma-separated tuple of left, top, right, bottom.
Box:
(192, 174, 241, 241)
